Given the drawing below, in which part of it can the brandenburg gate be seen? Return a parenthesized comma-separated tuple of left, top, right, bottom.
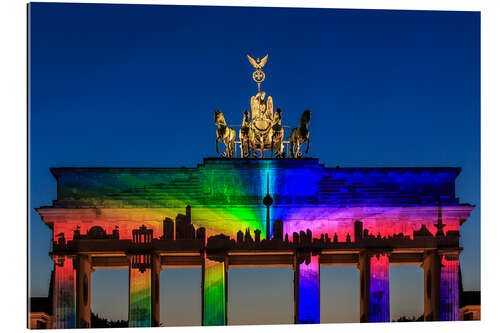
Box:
(37, 158, 473, 328)
(36, 55, 474, 328)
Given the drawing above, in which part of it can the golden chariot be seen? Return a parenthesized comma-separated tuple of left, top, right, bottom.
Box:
(215, 54, 311, 159)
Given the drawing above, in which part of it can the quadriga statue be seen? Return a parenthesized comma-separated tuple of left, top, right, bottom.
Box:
(214, 110, 236, 157)
(245, 91, 285, 158)
(289, 110, 311, 158)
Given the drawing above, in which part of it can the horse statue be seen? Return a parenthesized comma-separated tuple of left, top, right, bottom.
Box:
(214, 110, 236, 157)
(271, 108, 285, 158)
(289, 110, 311, 158)
(239, 109, 251, 158)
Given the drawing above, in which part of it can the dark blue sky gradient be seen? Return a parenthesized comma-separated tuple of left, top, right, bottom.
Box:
(28, 3, 480, 323)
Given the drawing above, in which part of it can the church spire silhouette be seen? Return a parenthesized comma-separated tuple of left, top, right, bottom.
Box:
(434, 205, 446, 237)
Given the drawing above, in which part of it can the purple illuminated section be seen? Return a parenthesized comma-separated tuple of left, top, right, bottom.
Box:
(282, 206, 461, 242)
(53, 256, 76, 329)
(369, 254, 390, 322)
(297, 255, 320, 324)
(440, 257, 459, 321)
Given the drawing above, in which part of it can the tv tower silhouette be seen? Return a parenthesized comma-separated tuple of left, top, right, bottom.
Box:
(263, 172, 273, 240)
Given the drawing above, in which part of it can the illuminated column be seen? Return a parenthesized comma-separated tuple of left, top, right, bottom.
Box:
(294, 253, 320, 324)
(52, 255, 76, 329)
(370, 254, 390, 322)
(358, 251, 390, 323)
(439, 252, 460, 321)
(76, 255, 92, 328)
(129, 255, 152, 327)
(202, 253, 227, 326)
(422, 251, 441, 321)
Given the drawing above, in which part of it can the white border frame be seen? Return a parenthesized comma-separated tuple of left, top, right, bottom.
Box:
(1, 1, 497, 332)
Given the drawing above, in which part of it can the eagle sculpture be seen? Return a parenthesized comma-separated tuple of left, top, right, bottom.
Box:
(247, 54, 268, 69)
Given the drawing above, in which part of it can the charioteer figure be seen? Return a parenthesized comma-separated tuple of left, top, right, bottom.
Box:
(214, 54, 311, 159)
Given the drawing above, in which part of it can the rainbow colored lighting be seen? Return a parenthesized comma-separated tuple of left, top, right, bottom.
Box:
(297, 255, 320, 324)
(43, 161, 467, 244)
(203, 255, 226, 326)
(369, 254, 390, 322)
(440, 257, 460, 321)
(129, 255, 152, 327)
(53, 256, 76, 329)
(37, 159, 473, 326)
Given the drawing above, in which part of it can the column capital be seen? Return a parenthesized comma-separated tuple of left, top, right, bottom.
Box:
(437, 248, 461, 261)
(74, 254, 93, 271)
(50, 253, 77, 262)
(50, 254, 79, 270)
(421, 249, 439, 268)
(358, 249, 392, 268)
(151, 253, 163, 272)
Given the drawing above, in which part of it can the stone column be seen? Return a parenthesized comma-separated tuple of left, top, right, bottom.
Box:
(422, 250, 461, 321)
(359, 251, 371, 323)
(52, 255, 77, 329)
(76, 255, 92, 328)
(294, 252, 320, 324)
(128, 254, 152, 327)
(422, 250, 441, 321)
(202, 253, 227, 326)
(439, 251, 460, 321)
(151, 254, 162, 327)
(358, 251, 390, 323)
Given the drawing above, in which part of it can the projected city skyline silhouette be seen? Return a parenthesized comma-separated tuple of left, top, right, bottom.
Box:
(37, 157, 473, 327)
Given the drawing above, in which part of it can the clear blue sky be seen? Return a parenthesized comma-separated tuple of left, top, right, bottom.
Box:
(28, 3, 480, 324)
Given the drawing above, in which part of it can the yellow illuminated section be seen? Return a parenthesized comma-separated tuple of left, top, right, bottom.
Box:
(129, 255, 152, 327)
